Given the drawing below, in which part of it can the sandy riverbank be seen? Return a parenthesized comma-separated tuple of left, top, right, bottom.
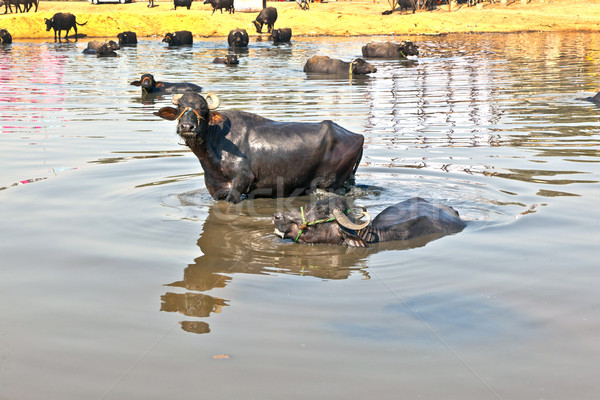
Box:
(1, 0, 600, 39)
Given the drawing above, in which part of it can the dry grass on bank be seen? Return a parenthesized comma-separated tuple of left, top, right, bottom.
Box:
(1, 0, 600, 39)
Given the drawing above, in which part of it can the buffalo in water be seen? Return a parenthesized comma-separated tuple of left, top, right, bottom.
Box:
(269, 28, 292, 44)
(162, 31, 193, 46)
(130, 74, 202, 95)
(304, 55, 377, 77)
(252, 6, 277, 34)
(153, 92, 364, 203)
(273, 197, 466, 247)
(361, 41, 419, 59)
(82, 40, 120, 56)
(213, 55, 239, 65)
(117, 31, 137, 47)
(227, 28, 248, 48)
(0, 29, 12, 44)
(44, 13, 87, 42)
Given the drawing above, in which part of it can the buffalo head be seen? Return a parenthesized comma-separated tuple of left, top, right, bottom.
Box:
(154, 92, 225, 141)
(162, 33, 175, 45)
(273, 197, 371, 247)
(130, 73, 158, 93)
(44, 18, 54, 32)
(401, 40, 419, 57)
(351, 58, 377, 76)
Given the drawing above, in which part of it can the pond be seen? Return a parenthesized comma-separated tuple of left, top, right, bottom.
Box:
(1, 32, 599, 399)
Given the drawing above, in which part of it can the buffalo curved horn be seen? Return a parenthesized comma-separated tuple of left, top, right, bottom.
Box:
(332, 207, 371, 231)
(172, 94, 184, 105)
(205, 92, 220, 110)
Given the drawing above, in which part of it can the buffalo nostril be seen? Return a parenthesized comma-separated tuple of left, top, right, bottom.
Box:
(179, 123, 195, 132)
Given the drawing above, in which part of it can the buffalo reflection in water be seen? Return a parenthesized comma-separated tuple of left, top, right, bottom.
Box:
(160, 197, 451, 334)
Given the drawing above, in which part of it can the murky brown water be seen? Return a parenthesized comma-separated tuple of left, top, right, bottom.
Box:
(1, 32, 599, 399)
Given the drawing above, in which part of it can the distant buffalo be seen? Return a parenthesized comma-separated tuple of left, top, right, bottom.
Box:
(0, 29, 12, 44)
(203, 0, 234, 14)
(130, 73, 203, 95)
(3, 0, 38, 14)
(117, 31, 137, 47)
(252, 6, 277, 34)
(213, 55, 239, 65)
(269, 28, 291, 43)
(304, 55, 377, 77)
(83, 40, 120, 57)
(361, 40, 419, 59)
(174, 0, 193, 9)
(227, 28, 248, 48)
(44, 13, 87, 42)
(162, 31, 193, 46)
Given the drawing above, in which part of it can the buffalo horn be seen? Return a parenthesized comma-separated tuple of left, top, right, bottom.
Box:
(205, 92, 220, 110)
(172, 94, 184, 105)
(333, 207, 371, 231)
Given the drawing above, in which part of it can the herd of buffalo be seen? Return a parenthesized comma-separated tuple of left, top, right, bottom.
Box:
(0, 7, 471, 248)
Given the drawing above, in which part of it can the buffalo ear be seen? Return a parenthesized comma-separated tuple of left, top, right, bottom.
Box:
(130, 80, 141, 86)
(154, 106, 179, 121)
(339, 228, 368, 247)
(208, 111, 226, 125)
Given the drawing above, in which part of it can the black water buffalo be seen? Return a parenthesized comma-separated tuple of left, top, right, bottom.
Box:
(252, 6, 277, 34)
(303, 55, 377, 77)
(273, 197, 466, 247)
(82, 40, 120, 54)
(162, 31, 193, 46)
(44, 13, 87, 42)
(586, 91, 600, 103)
(269, 28, 291, 43)
(227, 28, 248, 48)
(130, 73, 202, 95)
(362, 40, 419, 59)
(3, 0, 36, 13)
(203, 0, 234, 14)
(213, 55, 239, 65)
(174, 0, 193, 9)
(117, 31, 137, 46)
(0, 29, 12, 44)
(154, 92, 364, 203)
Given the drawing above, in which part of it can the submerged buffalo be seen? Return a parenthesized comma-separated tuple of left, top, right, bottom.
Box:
(130, 73, 202, 95)
(0, 29, 12, 44)
(269, 27, 292, 43)
(162, 31, 193, 46)
(213, 55, 239, 65)
(273, 197, 466, 247)
(303, 55, 377, 77)
(117, 31, 137, 46)
(361, 40, 419, 59)
(252, 6, 277, 34)
(82, 40, 120, 55)
(44, 13, 87, 42)
(227, 28, 248, 48)
(154, 92, 364, 203)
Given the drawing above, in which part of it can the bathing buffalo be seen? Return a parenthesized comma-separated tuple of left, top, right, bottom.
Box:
(361, 40, 419, 59)
(269, 28, 291, 43)
(163, 30, 193, 46)
(303, 55, 377, 77)
(204, 0, 234, 14)
(0, 29, 12, 44)
(82, 40, 119, 54)
(252, 6, 277, 34)
(273, 197, 466, 247)
(227, 28, 248, 48)
(130, 73, 202, 95)
(117, 31, 137, 46)
(154, 92, 364, 203)
(44, 13, 87, 42)
(213, 55, 239, 65)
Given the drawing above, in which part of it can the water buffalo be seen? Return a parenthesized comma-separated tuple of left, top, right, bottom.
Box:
(130, 73, 202, 95)
(252, 6, 277, 34)
(0, 29, 12, 44)
(153, 92, 364, 203)
(44, 13, 87, 42)
(82, 40, 120, 55)
(361, 40, 419, 59)
(303, 55, 377, 77)
(174, 0, 193, 9)
(117, 31, 137, 47)
(162, 31, 193, 46)
(2, 0, 35, 13)
(227, 28, 248, 48)
(269, 28, 291, 43)
(203, 0, 234, 14)
(213, 55, 239, 65)
(273, 197, 466, 247)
